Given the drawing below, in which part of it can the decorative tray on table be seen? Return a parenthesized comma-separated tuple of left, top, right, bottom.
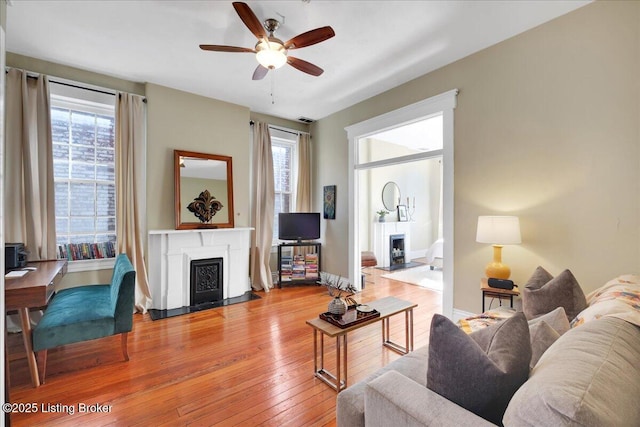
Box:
(319, 305, 380, 328)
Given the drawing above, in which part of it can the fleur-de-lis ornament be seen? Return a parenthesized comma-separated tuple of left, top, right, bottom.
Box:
(187, 190, 223, 223)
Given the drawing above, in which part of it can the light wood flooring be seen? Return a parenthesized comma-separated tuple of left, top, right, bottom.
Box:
(7, 265, 442, 426)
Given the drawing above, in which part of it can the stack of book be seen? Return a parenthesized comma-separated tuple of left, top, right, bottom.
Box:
(57, 242, 116, 261)
(292, 254, 306, 280)
(305, 253, 319, 280)
(280, 254, 293, 281)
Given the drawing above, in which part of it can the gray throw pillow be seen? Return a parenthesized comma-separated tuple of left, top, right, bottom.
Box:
(527, 307, 570, 369)
(525, 265, 554, 288)
(522, 267, 587, 321)
(528, 306, 570, 335)
(529, 320, 560, 370)
(427, 312, 531, 426)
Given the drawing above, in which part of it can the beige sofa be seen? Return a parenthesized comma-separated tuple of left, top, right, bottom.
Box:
(337, 315, 640, 426)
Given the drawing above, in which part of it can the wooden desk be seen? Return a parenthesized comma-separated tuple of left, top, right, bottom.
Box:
(5, 260, 67, 387)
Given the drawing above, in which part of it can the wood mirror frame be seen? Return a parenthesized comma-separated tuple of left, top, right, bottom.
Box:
(174, 150, 234, 229)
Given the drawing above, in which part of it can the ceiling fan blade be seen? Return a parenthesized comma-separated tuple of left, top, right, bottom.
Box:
(233, 2, 267, 39)
(252, 65, 269, 80)
(287, 56, 324, 76)
(285, 26, 335, 49)
(199, 44, 255, 53)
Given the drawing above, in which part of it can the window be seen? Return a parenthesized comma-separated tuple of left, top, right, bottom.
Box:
(271, 129, 298, 242)
(51, 87, 117, 261)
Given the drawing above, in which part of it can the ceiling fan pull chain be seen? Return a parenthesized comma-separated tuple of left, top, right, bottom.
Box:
(271, 72, 276, 105)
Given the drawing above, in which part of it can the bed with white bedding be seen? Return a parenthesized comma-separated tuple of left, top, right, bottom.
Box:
(425, 238, 443, 269)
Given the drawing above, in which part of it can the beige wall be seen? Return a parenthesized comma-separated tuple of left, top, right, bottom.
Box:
(250, 112, 309, 134)
(312, 1, 640, 313)
(145, 83, 250, 229)
(311, 114, 350, 276)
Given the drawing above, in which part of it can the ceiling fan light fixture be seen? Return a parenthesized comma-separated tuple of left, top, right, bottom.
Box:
(200, 3, 333, 79)
(256, 40, 287, 69)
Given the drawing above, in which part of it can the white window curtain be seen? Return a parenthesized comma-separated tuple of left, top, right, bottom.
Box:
(250, 121, 275, 292)
(115, 93, 152, 311)
(295, 132, 311, 212)
(4, 68, 57, 260)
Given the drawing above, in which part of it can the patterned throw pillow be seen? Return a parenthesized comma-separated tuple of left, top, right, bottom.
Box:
(427, 313, 531, 425)
(572, 274, 640, 328)
(522, 266, 587, 321)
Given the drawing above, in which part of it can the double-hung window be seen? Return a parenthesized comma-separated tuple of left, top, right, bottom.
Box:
(271, 129, 298, 243)
(50, 84, 117, 266)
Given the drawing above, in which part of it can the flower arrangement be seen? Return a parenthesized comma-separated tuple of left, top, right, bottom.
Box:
(376, 209, 389, 222)
(320, 272, 358, 307)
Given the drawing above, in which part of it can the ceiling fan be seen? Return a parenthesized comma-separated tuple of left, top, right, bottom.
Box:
(200, 2, 335, 80)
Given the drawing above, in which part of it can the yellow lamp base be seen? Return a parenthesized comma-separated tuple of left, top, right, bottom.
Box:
(485, 262, 511, 280)
(484, 244, 511, 280)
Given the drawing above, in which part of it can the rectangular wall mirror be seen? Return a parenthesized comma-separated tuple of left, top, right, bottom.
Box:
(174, 150, 234, 229)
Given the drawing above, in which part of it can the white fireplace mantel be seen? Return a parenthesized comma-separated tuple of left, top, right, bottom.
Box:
(372, 221, 413, 268)
(148, 228, 253, 310)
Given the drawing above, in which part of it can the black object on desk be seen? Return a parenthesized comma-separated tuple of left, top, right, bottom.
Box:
(487, 278, 515, 290)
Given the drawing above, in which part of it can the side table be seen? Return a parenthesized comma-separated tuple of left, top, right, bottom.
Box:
(480, 278, 519, 312)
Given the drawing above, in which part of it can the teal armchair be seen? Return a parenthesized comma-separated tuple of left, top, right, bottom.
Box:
(32, 253, 136, 382)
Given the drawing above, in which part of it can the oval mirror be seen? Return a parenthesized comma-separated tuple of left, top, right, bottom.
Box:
(382, 181, 401, 211)
(174, 150, 234, 229)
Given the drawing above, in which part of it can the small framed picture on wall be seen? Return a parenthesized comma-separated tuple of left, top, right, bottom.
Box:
(324, 185, 336, 219)
(397, 204, 408, 222)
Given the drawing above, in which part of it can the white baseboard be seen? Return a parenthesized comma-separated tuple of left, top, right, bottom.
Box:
(408, 249, 426, 261)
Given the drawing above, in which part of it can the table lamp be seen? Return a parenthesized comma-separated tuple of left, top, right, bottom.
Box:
(476, 216, 521, 280)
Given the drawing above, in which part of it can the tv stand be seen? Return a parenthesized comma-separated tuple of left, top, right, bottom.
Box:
(277, 241, 321, 288)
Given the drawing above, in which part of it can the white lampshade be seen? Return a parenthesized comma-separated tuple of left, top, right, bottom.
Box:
(256, 40, 287, 69)
(476, 216, 521, 245)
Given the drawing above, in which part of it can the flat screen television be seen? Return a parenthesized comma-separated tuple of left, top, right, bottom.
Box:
(278, 213, 321, 242)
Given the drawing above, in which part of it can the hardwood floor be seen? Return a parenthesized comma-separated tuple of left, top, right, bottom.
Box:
(7, 266, 442, 426)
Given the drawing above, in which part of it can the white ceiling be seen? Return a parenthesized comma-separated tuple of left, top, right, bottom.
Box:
(181, 157, 227, 180)
(6, 0, 590, 122)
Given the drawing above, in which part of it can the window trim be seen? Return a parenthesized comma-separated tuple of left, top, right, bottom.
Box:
(66, 258, 116, 273)
(51, 95, 114, 117)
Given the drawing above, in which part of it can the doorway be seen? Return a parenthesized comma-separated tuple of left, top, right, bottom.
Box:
(358, 153, 443, 271)
(345, 89, 457, 318)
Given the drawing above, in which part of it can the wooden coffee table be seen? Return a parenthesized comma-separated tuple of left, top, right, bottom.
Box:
(306, 296, 417, 392)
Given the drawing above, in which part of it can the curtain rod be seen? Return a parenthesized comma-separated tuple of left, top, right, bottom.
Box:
(50, 80, 148, 103)
(6, 67, 147, 102)
(50, 79, 116, 97)
(49, 78, 147, 103)
(249, 120, 310, 137)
